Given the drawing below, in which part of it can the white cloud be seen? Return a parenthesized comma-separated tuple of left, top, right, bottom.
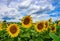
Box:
(49, 4, 55, 10)
(51, 17, 58, 21)
(57, 16, 60, 20)
(31, 14, 50, 22)
(37, 14, 49, 18)
(8, 2, 18, 9)
(25, 0, 55, 16)
(19, 0, 32, 7)
(0, 0, 57, 22)
(7, 19, 20, 22)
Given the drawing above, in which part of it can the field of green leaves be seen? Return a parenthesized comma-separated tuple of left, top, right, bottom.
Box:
(0, 16, 60, 41)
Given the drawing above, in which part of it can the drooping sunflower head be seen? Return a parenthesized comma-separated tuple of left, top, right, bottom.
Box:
(58, 22, 60, 26)
(6, 24, 20, 38)
(7, 23, 11, 26)
(0, 22, 3, 30)
(50, 25, 56, 33)
(49, 18, 52, 24)
(22, 15, 32, 28)
(35, 21, 45, 32)
(45, 21, 49, 30)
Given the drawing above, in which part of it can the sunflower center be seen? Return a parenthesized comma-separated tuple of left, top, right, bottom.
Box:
(37, 23, 43, 30)
(10, 26, 17, 34)
(23, 17, 30, 25)
(51, 27, 55, 31)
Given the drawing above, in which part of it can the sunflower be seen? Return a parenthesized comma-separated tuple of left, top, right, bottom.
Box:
(45, 21, 49, 30)
(54, 23, 56, 26)
(49, 18, 52, 24)
(35, 21, 45, 32)
(58, 22, 60, 26)
(7, 23, 11, 26)
(50, 24, 56, 33)
(6, 24, 20, 38)
(0, 22, 3, 30)
(22, 15, 32, 28)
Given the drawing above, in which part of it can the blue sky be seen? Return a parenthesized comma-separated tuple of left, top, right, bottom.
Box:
(0, 0, 60, 22)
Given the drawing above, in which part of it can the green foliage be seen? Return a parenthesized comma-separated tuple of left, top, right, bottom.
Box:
(49, 32, 60, 41)
(0, 20, 60, 41)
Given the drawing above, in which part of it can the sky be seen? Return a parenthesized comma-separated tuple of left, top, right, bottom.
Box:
(0, 0, 60, 22)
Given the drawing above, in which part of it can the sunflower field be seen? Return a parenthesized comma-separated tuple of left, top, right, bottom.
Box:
(0, 15, 60, 41)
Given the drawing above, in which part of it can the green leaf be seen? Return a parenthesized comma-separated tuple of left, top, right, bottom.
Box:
(49, 32, 60, 41)
(18, 37, 21, 41)
(32, 36, 43, 41)
(34, 38, 43, 41)
(13, 37, 18, 41)
(56, 26, 60, 28)
(5, 38, 14, 41)
(20, 33, 30, 38)
(29, 39, 33, 41)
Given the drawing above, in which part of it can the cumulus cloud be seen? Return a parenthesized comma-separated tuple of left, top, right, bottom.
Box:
(0, 0, 59, 22)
